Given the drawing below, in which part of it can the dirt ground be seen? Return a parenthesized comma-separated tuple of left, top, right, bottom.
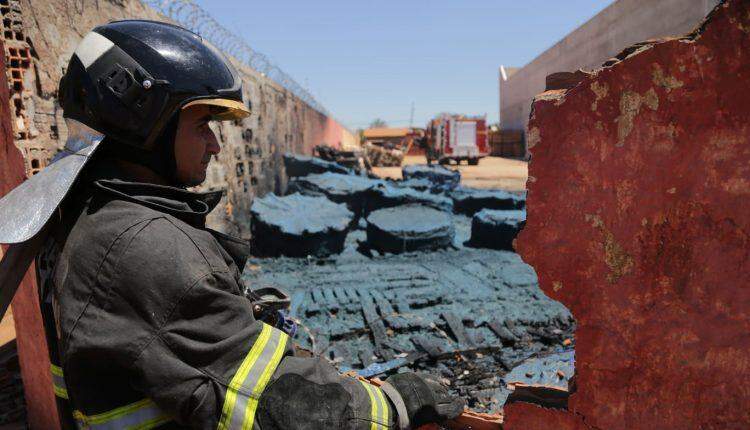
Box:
(371, 155, 528, 191)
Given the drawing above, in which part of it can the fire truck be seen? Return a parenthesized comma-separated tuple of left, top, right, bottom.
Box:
(422, 114, 489, 165)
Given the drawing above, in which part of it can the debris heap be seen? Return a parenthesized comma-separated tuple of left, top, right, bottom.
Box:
(365, 184, 454, 214)
(283, 153, 354, 177)
(451, 187, 526, 216)
(366, 204, 454, 253)
(250, 193, 354, 257)
(245, 158, 573, 412)
(469, 209, 526, 251)
(402, 164, 461, 191)
(244, 237, 574, 412)
(287, 172, 383, 217)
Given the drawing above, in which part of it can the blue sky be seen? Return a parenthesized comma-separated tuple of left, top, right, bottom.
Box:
(193, 0, 612, 130)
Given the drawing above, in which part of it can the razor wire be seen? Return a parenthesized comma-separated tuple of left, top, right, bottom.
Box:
(143, 0, 329, 115)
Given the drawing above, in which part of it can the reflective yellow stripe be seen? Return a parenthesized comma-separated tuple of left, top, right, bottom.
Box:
(358, 381, 390, 429)
(373, 384, 390, 428)
(51, 363, 170, 428)
(50, 364, 64, 377)
(85, 398, 153, 424)
(359, 381, 379, 430)
(74, 398, 171, 429)
(53, 385, 69, 399)
(50, 364, 69, 399)
(218, 323, 290, 430)
(218, 324, 273, 430)
(241, 330, 288, 430)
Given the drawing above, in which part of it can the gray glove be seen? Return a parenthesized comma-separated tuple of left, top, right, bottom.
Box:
(381, 372, 465, 429)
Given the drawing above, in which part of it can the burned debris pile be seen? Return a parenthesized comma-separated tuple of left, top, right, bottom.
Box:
(313, 145, 367, 172)
(402, 164, 461, 192)
(501, 350, 574, 409)
(246, 155, 573, 412)
(366, 205, 454, 254)
(243, 246, 574, 412)
(364, 142, 404, 167)
(451, 187, 525, 216)
(469, 209, 526, 251)
(283, 153, 354, 177)
(365, 184, 453, 214)
(288, 172, 382, 217)
(250, 193, 353, 257)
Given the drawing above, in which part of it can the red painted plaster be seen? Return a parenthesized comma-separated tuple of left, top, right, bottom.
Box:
(506, 1, 750, 428)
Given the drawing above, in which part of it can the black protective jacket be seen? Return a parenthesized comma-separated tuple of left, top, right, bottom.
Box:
(39, 173, 395, 430)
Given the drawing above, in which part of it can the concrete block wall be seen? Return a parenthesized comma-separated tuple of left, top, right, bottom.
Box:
(499, 0, 720, 133)
(2, 0, 355, 236)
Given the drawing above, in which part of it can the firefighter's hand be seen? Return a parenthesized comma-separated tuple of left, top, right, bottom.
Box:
(381, 372, 465, 429)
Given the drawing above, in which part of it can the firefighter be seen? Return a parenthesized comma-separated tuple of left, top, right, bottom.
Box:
(14, 20, 465, 429)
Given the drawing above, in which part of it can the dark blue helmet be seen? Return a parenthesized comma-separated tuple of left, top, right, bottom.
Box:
(58, 20, 250, 149)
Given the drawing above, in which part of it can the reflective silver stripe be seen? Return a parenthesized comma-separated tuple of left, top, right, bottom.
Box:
(74, 32, 114, 69)
(73, 398, 172, 430)
(379, 381, 409, 430)
(218, 323, 289, 430)
(50, 364, 68, 399)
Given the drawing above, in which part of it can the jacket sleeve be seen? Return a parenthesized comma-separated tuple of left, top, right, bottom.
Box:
(108, 218, 395, 429)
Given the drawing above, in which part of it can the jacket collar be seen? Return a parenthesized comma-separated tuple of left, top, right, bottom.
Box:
(93, 179, 223, 227)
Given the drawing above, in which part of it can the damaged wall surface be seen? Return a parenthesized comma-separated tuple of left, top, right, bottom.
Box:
(505, 0, 750, 428)
(1, 0, 355, 236)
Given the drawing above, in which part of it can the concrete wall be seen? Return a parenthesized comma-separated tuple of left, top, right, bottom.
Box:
(499, 0, 720, 133)
(2, 0, 355, 237)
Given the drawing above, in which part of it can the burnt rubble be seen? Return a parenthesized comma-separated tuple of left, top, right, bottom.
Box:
(451, 187, 526, 216)
(243, 156, 574, 412)
(364, 143, 404, 167)
(243, 225, 575, 412)
(402, 164, 461, 192)
(469, 209, 527, 251)
(283, 153, 354, 177)
(287, 172, 383, 217)
(364, 184, 454, 214)
(313, 144, 367, 172)
(250, 193, 354, 257)
(391, 177, 434, 193)
(500, 349, 574, 409)
(245, 159, 574, 412)
(366, 204, 454, 254)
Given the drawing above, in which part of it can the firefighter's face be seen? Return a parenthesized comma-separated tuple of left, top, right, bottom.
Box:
(174, 105, 221, 187)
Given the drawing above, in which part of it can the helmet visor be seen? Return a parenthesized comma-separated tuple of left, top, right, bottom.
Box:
(181, 98, 251, 121)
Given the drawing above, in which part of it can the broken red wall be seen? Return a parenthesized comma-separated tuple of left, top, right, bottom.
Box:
(506, 1, 750, 428)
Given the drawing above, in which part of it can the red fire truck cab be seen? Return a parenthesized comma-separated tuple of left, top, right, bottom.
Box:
(423, 114, 489, 165)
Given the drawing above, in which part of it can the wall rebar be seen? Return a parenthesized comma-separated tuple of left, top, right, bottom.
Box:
(143, 0, 328, 115)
